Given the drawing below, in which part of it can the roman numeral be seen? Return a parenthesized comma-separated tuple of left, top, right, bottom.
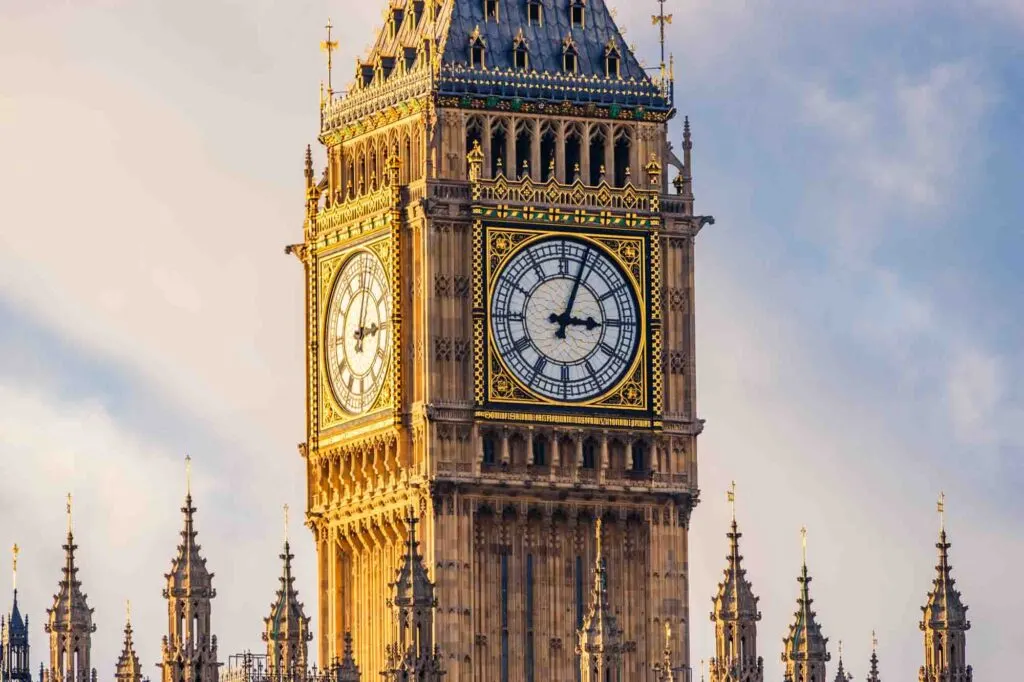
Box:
(600, 341, 627, 361)
(514, 336, 531, 352)
(599, 284, 626, 301)
(533, 357, 547, 374)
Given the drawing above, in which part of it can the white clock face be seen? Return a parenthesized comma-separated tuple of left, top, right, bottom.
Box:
(325, 250, 392, 414)
(490, 236, 641, 402)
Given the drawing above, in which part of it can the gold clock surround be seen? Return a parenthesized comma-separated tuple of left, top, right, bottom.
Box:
(319, 236, 395, 429)
(479, 224, 651, 412)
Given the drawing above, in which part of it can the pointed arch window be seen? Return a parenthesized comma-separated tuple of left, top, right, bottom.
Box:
(513, 30, 529, 70)
(469, 27, 487, 69)
(570, 0, 586, 28)
(562, 35, 579, 74)
(604, 40, 622, 79)
(527, 0, 543, 25)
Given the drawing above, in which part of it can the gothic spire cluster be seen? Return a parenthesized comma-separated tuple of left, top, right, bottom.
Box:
(42, 496, 96, 682)
(114, 605, 141, 682)
(703, 488, 973, 682)
(263, 507, 312, 678)
(577, 518, 624, 682)
(382, 513, 443, 682)
(709, 483, 763, 682)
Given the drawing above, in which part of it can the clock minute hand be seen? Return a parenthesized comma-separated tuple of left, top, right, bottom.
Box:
(551, 249, 590, 339)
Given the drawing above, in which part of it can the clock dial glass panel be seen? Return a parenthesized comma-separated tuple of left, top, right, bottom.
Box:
(490, 236, 641, 402)
(325, 250, 392, 415)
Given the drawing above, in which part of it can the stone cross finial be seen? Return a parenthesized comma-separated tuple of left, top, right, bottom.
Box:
(727, 481, 736, 522)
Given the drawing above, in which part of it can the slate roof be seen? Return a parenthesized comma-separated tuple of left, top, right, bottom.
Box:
(347, 0, 670, 112)
(441, 0, 647, 79)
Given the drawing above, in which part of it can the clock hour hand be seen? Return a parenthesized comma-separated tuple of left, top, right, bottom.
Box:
(352, 322, 380, 352)
(565, 315, 602, 331)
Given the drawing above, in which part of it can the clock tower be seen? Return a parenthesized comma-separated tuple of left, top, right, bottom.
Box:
(290, 1, 712, 679)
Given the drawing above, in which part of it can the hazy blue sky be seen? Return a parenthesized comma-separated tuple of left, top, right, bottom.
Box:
(1, 0, 1022, 678)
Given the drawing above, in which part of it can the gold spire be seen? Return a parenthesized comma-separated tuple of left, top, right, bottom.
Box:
(801, 525, 808, 566)
(727, 480, 736, 522)
(284, 503, 290, 543)
(66, 492, 73, 534)
(185, 453, 192, 495)
(126, 599, 131, 625)
(11, 543, 18, 590)
(321, 18, 339, 97)
(938, 491, 946, 532)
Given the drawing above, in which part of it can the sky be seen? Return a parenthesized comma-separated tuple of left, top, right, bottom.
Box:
(0, 0, 1022, 678)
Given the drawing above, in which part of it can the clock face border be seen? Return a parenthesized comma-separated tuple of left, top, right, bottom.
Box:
(480, 224, 651, 413)
(318, 238, 395, 429)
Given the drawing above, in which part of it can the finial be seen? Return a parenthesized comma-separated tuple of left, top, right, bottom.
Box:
(937, 491, 946, 532)
(66, 492, 73, 534)
(727, 480, 736, 522)
(321, 19, 339, 97)
(871, 630, 877, 653)
(12, 543, 18, 591)
(126, 599, 132, 625)
(838, 639, 843, 660)
(595, 517, 603, 560)
(284, 503, 290, 543)
(185, 454, 192, 495)
(800, 526, 808, 566)
(700, 658, 705, 682)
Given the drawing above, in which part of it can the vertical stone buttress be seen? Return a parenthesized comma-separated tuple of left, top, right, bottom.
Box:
(159, 491, 220, 682)
(919, 525, 971, 682)
(709, 517, 763, 682)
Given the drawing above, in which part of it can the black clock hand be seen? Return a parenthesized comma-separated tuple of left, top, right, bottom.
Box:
(354, 261, 371, 352)
(548, 248, 591, 339)
(564, 316, 602, 331)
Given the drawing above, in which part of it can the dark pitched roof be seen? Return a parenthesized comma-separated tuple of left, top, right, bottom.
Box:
(347, 0, 670, 112)
(442, 0, 647, 80)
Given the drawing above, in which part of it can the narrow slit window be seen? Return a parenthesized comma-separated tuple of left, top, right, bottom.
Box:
(471, 38, 487, 69)
(563, 44, 578, 74)
(570, 0, 585, 28)
(485, 0, 499, 21)
(605, 44, 621, 79)
(528, 0, 543, 25)
(514, 44, 529, 70)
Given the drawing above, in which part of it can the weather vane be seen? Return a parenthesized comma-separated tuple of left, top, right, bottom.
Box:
(651, 0, 673, 80)
(321, 18, 339, 99)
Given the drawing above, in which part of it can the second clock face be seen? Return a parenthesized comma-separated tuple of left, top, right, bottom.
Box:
(325, 250, 392, 415)
(490, 236, 641, 402)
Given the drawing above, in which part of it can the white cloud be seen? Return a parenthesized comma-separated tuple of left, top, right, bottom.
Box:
(946, 346, 1005, 446)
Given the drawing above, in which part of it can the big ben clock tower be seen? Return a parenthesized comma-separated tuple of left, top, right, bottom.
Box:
(290, 1, 712, 679)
